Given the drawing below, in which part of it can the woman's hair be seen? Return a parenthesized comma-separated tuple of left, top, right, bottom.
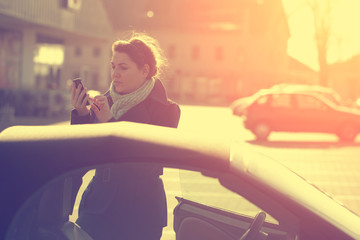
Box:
(112, 32, 167, 79)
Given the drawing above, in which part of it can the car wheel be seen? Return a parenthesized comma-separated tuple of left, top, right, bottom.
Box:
(252, 122, 271, 141)
(337, 125, 358, 142)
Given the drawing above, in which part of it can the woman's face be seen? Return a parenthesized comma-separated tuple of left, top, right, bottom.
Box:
(110, 51, 148, 94)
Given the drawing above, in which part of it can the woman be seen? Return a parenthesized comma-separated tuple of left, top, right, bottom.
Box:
(70, 33, 181, 240)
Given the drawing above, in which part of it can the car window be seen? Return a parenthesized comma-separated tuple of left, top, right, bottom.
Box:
(270, 94, 292, 108)
(71, 166, 279, 239)
(7, 164, 280, 240)
(296, 95, 328, 110)
(255, 95, 269, 106)
(321, 92, 342, 105)
(176, 168, 278, 224)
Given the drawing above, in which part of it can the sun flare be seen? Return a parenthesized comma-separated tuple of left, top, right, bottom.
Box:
(283, 0, 360, 70)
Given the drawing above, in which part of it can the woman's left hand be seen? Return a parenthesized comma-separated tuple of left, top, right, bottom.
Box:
(90, 95, 113, 123)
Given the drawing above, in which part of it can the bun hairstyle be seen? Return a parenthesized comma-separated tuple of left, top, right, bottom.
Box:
(112, 33, 167, 79)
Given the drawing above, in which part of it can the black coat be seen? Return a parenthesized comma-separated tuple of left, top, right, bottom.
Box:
(70, 79, 180, 240)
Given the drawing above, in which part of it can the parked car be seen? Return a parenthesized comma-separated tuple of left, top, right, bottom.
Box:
(1, 122, 359, 240)
(243, 91, 360, 141)
(230, 88, 274, 117)
(231, 84, 345, 117)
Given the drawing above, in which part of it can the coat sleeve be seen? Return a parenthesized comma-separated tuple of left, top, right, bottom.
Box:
(150, 101, 181, 128)
(70, 109, 96, 125)
(165, 101, 181, 128)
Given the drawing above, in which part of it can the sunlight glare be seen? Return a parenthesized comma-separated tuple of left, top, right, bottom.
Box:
(283, 0, 360, 70)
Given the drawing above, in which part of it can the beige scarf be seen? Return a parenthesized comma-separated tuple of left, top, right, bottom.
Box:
(109, 78, 155, 120)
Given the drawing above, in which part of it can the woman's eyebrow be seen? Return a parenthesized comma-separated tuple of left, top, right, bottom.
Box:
(111, 62, 128, 66)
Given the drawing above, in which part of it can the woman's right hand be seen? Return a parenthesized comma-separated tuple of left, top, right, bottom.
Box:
(90, 95, 113, 123)
(71, 83, 90, 116)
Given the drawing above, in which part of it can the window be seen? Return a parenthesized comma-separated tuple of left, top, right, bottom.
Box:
(236, 46, 244, 63)
(7, 164, 280, 240)
(175, 168, 277, 224)
(215, 46, 223, 61)
(270, 94, 292, 108)
(296, 95, 328, 110)
(256, 95, 269, 106)
(0, 28, 22, 88)
(192, 45, 200, 60)
(74, 46, 82, 57)
(34, 35, 64, 90)
(93, 47, 101, 58)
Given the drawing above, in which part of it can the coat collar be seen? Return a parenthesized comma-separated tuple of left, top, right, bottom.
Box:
(147, 78, 168, 105)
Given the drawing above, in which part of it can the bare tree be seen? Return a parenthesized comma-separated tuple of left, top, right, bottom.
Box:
(307, 0, 333, 86)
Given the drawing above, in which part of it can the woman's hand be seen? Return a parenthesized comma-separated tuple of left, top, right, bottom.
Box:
(71, 83, 89, 116)
(90, 95, 113, 123)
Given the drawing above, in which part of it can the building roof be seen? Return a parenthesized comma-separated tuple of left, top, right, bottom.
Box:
(288, 56, 317, 73)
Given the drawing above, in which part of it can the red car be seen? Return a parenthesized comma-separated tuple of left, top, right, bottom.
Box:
(231, 84, 345, 117)
(243, 91, 360, 141)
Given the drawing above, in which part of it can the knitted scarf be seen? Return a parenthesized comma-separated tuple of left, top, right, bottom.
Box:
(109, 78, 155, 120)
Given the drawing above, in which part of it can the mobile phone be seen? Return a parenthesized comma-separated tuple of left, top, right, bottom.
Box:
(72, 78, 84, 91)
(72, 78, 100, 110)
(72, 78, 87, 103)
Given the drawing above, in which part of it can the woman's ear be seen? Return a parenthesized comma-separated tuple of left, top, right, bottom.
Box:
(142, 64, 150, 78)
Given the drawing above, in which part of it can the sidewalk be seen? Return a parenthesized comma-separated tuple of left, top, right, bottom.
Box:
(0, 114, 70, 133)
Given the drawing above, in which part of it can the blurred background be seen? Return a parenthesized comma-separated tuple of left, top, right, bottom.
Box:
(0, 0, 359, 127)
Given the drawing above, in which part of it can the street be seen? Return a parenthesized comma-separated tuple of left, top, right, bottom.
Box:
(177, 105, 360, 215)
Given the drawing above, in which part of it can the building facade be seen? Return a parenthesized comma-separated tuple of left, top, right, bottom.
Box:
(0, 0, 113, 116)
(113, 0, 290, 105)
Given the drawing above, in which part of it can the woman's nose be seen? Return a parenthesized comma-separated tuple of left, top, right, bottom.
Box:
(112, 69, 120, 77)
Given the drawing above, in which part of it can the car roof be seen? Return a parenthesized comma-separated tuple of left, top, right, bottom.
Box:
(270, 83, 337, 93)
(0, 122, 231, 174)
(269, 84, 343, 102)
(254, 90, 341, 107)
(231, 84, 342, 109)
